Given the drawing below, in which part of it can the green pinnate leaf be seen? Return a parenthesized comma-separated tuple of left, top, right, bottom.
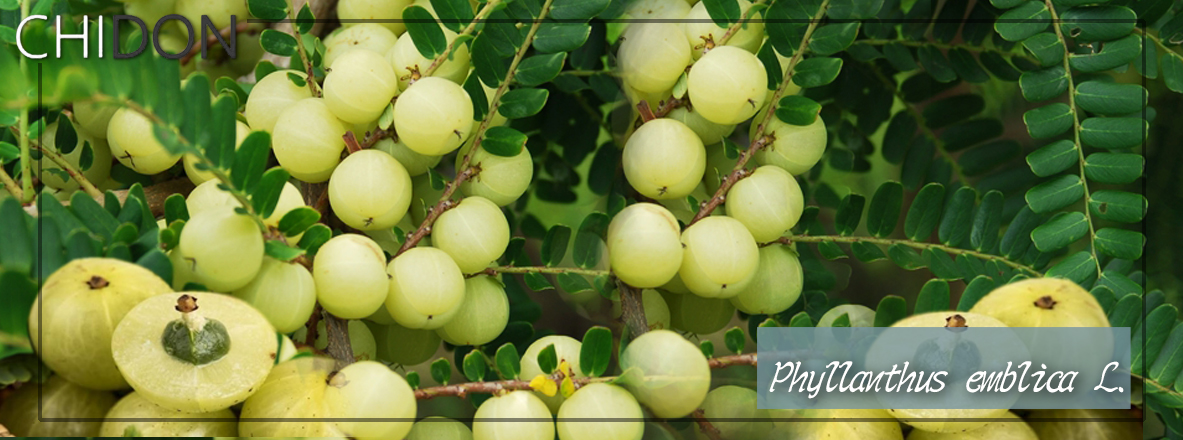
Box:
(251, 167, 291, 218)
(792, 57, 843, 88)
(1094, 228, 1144, 260)
(516, 53, 567, 87)
(994, 1, 1050, 42)
(1026, 140, 1078, 177)
(1084, 153, 1143, 184)
(541, 225, 572, 267)
(775, 95, 822, 126)
(914, 280, 950, 314)
(404, 6, 447, 59)
(866, 181, 903, 238)
(1075, 81, 1146, 115)
(277, 207, 321, 237)
(1030, 211, 1089, 252)
(1023, 104, 1073, 139)
(264, 240, 306, 262)
(495, 343, 521, 379)
(1089, 190, 1146, 223)
(463, 350, 487, 382)
(537, 344, 557, 374)
(248, 0, 288, 21)
(481, 126, 527, 157)
(724, 327, 745, 354)
(498, 88, 549, 119)
(431, 358, 452, 385)
(904, 183, 945, 242)
(579, 326, 612, 377)
(1079, 117, 1146, 150)
(1068, 34, 1141, 73)
(873, 295, 907, 327)
(1025, 174, 1084, 214)
(260, 29, 298, 56)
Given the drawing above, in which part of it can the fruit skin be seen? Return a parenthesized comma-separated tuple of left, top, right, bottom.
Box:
(324, 49, 400, 124)
(239, 357, 342, 437)
(664, 291, 735, 335)
(407, 417, 473, 440)
(388, 28, 471, 90)
(29, 258, 171, 390)
(906, 411, 1036, 440)
(107, 107, 182, 175)
(99, 391, 238, 437)
(472, 391, 555, 440)
(817, 304, 876, 327)
(683, 0, 764, 57)
(678, 216, 760, 298)
(325, 360, 417, 440)
(520, 335, 584, 413)
(111, 292, 277, 413)
(607, 203, 683, 288)
(667, 106, 736, 146)
(273, 97, 348, 183)
(612, 289, 672, 331)
(394, 77, 474, 156)
(314, 234, 389, 319)
(244, 70, 313, 133)
(432, 196, 510, 274)
(618, 22, 691, 94)
(177, 206, 265, 292)
(1025, 409, 1140, 440)
(775, 408, 903, 440)
(436, 274, 510, 346)
(184, 119, 248, 185)
(556, 383, 644, 440)
(375, 137, 441, 176)
(74, 99, 117, 138)
(385, 247, 467, 329)
(969, 277, 1109, 327)
(456, 141, 534, 206)
(618, 330, 710, 419)
(688, 46, 767, 125)
(323, 23, 399, 68)
(623, 118, 707, 200)
(232, 257, 317, 333)
(186, 179, 307, 243)
(696, 386, 771, 440)
(337, 0, 413, 35)
(752, 116, 828, 176)
(368, 320, 442, 366)
(725, 165, 805, 242)
(0, 375, 116, 437)
(329, 149, 414, 231)
(729, 244, 803, 314)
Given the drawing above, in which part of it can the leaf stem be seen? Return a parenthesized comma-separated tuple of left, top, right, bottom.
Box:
(482, 265, 609, 277)
(422, 0, 503, 78)
(856, 39, 1036, 63)
(713, 0, 769, 49)
(781, 234, 1043, 277)
(689, 0, 831, 225)
(1044, 0, 1101, 277)
(27, 140, 104, 199)
(18, 0, 31, 203)
(398, 0, 556, 255)
(865, 64, 968, 185)
(0, 166, 23, 201)
(287, 0, 321, 97)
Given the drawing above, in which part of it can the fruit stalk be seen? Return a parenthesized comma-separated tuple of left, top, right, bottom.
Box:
(398, 0, 555, 255)
(691, 408, 724, 440)
(480, 266, 609, 277)
(287, 0, 322, 97)
(0, 165, 22, 202)
(689, 0, 831, 225)
(713, 0, 769, 49)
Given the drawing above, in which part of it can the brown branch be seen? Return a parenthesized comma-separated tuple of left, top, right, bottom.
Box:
(687, 150, 761, 225)
(180, 20, 255, 66)
(617, 279, 650, 337)
(22, 178, 195, 217)
(342, 132, 363, 154)
(692, 409, 724, 440)
(303, 304, 322, 346)
(322, 310, 355, 369)
(707, 353, 756, 368)
(714, 0, 769, 49)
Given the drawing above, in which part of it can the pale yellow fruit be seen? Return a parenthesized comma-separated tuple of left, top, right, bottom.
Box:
(683, 0, 764, 57)
(244, 70, 313, 133)
(817, 304, 876, 327)
(407, 417, 473, 440)
(325, 361, 417, 439)
(431, 196, 509, 273)
(624, 0, 691, 21)
(272, 97, 348, 182)
(239, 357, 343, 437)
(753, 117, 828, 175)
(678, 216, 759, 298)
(177, 206, 265, 292)
(623, 118, 706, 200)
(394, 77, 474, 156)
(388, 29, 471, 90)
(456, 141, 533, 206)
(969, 277, 1109, 327)
(472, 391, 554, 440)
(314, 234, 390, 319)
(776, 408, 903, 440)
(907, 411, 1036, 440)
(688, 46, 766, 125)
(370, 320, 441, 366)
(99, 392, 237, 437)
(658, 183, 711, 224)
(111, 292, 277, 413)
(337, 0, 413, 35)
(730, 244, 803, 314)
(73, 100, 117, 138)
(186, 179, 307, 241)
(35, 120, 113, 191)
(324, 49, 399, 124)
(183, 119, 249, 185)
(29, 258, 170, 390)
(556, 383, 644, 440)
(664, 291, 735, 334)
(521, 335, 583, 413)
(725, 165, 805, 242)
(323, 23, 399, 68)
(107, 107, 181, 175)
(618, 329, 710, 419)
(618, 22, 691, 94)
(436, 274, 510, 346)
(607, 203, 683, 288)
(232, 257, 317, 333)
(696, 386, 771, 440)
(667, 106, 736, 145)
(0, 375, 115, 437)
(329, 150, 413, 231)
(375, 137, 441, 176)
(612, 289, 672, 331)
(385, 247, 466, 329)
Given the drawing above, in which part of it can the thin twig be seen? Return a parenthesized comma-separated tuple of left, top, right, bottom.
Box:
(480, 266, 610, 277)
(27, 140, 103, 199)
(1044, 0, 1101, 277)
(707, 353, 757, 368)
(287, 0, 321, 97)
(688, 0, 832, 225)
(713, 0, 769, 49)
(692, 409, 724, 440)
(0, 167, 23, 201)
(421, 0, 503, 78)
(855, 39, 1039, 64)
(779, 234, 1043, 277)
(864, 64, 968, 185)
(397, 0, 556, 255)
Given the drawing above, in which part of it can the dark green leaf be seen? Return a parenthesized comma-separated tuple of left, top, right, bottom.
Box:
(916, 45, 957, 83)
(1150, 323, 1183, 389)
(1026, 139, 1078, 177)
(947, 48, 991, 83)
(923, 94, 983, 129)
(431, 358, 451, 385)
(700, 340, 715, 357)
(0, 199, 32, 274)
(883, 43, 918, 71)
(533, 23, 591, 54)
(404, 6, 447, 58)
(431, 0, 475, 33)
(1025, 174, 1084, 214)
(703, 0, 741, 26)
(579, 326, 612, 377)
(1136, 304, 1179, 375)
(248, 0, 288, 21)
(792, 57, 843, 88)
(888, 243, 926, 270)
(260, 29, 298, 56)
(1019, 66, 1068, 102)
(1069, 34, 1141, 73)
(556, 273, 594, 294)
(809, 22, 860, 56)
(1084, 152, 1142, 184)
(232, 132, 271, 193)
(882, 112, 916, 164)
(573, 212, 609, 269)
(957, 276, 997, 311)
(914, 280, 950, 314)
(264, 240, 306, 261)
(495, 343, 521, 379)
(1044, 251, 1097, 286)
(523, 272, 554, 291)
(851, 242, 886, 262)
(1060, 5, 1136, 41)
(251, 167, 290, 218)
(994, 1, 1050, 42)
(959, 140, 1020, 176)
(550, 0, 610, 20)
(295, 3, 315, 34)
(1023, 103, 1073, 139)
(939, 187, 976, 247)
(1079, 117, 1146, 150)
(787, 312, 813, 327)
(1163, 53, 1183, 93)
(498, 88, 549, 119)
(1107, 292, 1141, 328)
(164, 193, 189, 225)
(297, 223, 332, 255)
(278, 207, 321, 237)
(481, 126, 528, 157)
(834, 194, 865, 236)
(516, 53, 567, 87)
(866, 181, 903, 238)
(1031, 211, 1089, 252)
(873, 295, 907, 327)
(541, 225, 572, 267)
(724, 327, 745, 354)
(904, 183, 945, 241)
(775, 95, 821, 126)
(1075, 81, 1146, 115)
(1094, 228, 1144, 260)
(537, 343, 557, 374)
(1089, 190, 1146, 223)
(463, 350, 487, 382)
